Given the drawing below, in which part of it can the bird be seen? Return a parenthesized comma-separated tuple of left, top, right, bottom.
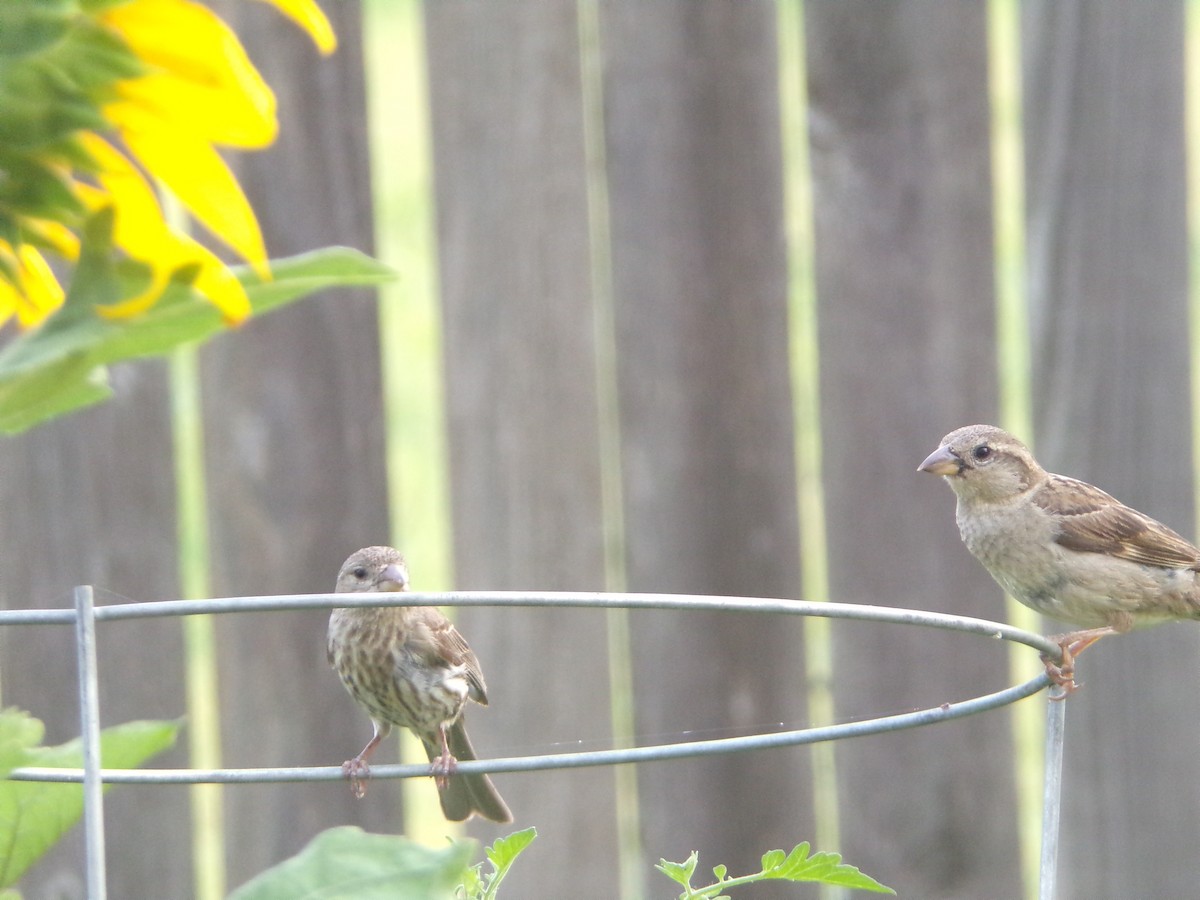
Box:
(327, 545, 512, 822)
(919, 424, 1200, 693)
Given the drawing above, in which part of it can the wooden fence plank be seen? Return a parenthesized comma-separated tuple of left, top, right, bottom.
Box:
(200, 1, 393, 890)
(0, 367, 191, 898)
(425, 2, 618, 897)
(1023, 4, 1200, 895)
(805, 2, 1023, 896)
(8, 5, 1196, 898)
(601, 4, 811, 896)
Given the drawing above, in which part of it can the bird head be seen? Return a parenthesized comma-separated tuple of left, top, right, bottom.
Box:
(335, 546, 410, 593)
(918, 424, 1045, 505)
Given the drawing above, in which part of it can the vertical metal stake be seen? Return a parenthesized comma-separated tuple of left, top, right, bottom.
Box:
(75, 585, 107, 900)
(1038, 688, 1067, 900)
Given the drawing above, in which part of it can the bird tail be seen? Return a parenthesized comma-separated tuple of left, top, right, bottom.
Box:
(425, 718, 512, 824)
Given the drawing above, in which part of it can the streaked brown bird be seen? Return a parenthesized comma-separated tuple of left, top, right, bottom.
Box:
(328, 545, 512, 822)
(920, 424, 1200, 693)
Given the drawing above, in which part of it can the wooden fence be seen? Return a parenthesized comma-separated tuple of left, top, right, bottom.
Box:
(2, 2, 1197, 898)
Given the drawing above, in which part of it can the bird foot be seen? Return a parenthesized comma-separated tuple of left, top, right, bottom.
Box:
(1042, 655, 1080, 699)
(1041, 627, 1118, 699)
(429, 750, 458, 791)
(342, 757, 371, 799)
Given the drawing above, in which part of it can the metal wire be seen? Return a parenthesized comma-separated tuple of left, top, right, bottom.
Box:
(11, 670, 1052, 786)
(73, 585, 106, 900)
(0, 590, 1067, 658)
(2, 588, 1065, 900)
(1040, 686, 1068, 900)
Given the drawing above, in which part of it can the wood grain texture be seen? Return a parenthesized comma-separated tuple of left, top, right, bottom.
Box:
(601, 5, 811, 897)
(0, 363, 190, 899)
(425, 2, 618, 896)
(805, 2, 1022, 896)
(200, 0, 393, 889)
(1023, 3, 1200, 896)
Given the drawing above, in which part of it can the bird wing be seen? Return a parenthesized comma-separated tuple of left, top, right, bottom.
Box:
(413, 607, 490, 705)
(1035, 475, 1200, 570)
(444, 625, 489, 706)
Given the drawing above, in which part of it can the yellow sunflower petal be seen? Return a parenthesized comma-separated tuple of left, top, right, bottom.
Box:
(114, 72, 275, 150)
(0, 243, 19, 328)
(255, 0, 337, 54)
(76, 135, 183, 290)
(98, 108, 269, 277)
(0, 280, 17, 329)
(0, 240, 65, 328)
(100, 0, 277, 148)
(92, 263, 170, 320)
(94, 231, 250, 325)
(76, 134, 166, 241)
(189, 244, 252, 324)
(12, 245, 66, 328)
(76, 136, 252, 324)
(22, 219, 81, 261)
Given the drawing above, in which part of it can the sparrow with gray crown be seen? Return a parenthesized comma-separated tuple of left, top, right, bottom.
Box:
(920, 424, 1200, 693)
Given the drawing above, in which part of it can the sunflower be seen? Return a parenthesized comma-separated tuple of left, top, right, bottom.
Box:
(0, 0, 335, 329)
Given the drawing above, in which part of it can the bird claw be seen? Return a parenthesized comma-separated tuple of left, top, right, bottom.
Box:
(1042, 635, 1091, 698)
(430, 749, 458, 791)
(1042, 657, 1081, 699)
(1040, 627, 1116, 698)
(342, 757, 370, 799)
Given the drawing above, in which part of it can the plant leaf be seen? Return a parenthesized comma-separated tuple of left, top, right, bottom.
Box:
(655, 852, 698, 888)
(457, 863, 484, 900)
(478, 827, 535, 900)
(762, 843, 895, 894)
(0, 710, 43, 781)
(760, 848, 788, 871)
(0, 246, 396, 434)
(0, 715, 179, 890)
(483, 827, 536, 871)
(228, 826, 473, 900)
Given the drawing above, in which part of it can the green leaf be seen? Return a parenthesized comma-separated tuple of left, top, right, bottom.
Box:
(0, 711, 43, 781)
(0, 715, 179, 890)
(0, 18, 140, 151)
(474, 827, 535, 900)
(0, 0, 73, 60)
(655, 852, 698, 888)
(78, 0, 133, 14)
(457, 865, 484, 900)
(761, 843, 895, 893)
(658, 844, 894, 898)
(482, 827, 536, 873)
(229, 827, 474, 900)
(0, 149, 88, 222)
(0, 359, 111, 434)
(760, 848, 788, 871)
(0, 245, 397, 435)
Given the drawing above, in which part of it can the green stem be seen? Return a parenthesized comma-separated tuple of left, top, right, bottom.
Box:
(577, 2, 644, 898)
(777, 0, 842, 880)
(170, 344, 224, 900)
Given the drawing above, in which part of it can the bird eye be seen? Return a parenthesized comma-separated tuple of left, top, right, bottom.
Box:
(352, 566, 368, 580)
(972, 445, 992, 462)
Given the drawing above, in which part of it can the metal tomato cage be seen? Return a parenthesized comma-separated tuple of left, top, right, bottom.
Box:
(3, 588, 1069, 900)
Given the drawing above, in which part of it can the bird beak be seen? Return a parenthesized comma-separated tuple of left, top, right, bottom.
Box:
(377, 563, 408, 591)
(918, 445, 962, 477)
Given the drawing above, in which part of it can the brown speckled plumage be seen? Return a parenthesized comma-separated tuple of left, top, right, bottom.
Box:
(328, 546, 511, 822)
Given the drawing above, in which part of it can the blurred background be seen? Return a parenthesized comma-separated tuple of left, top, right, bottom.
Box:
(2, 1, 1198, 898)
